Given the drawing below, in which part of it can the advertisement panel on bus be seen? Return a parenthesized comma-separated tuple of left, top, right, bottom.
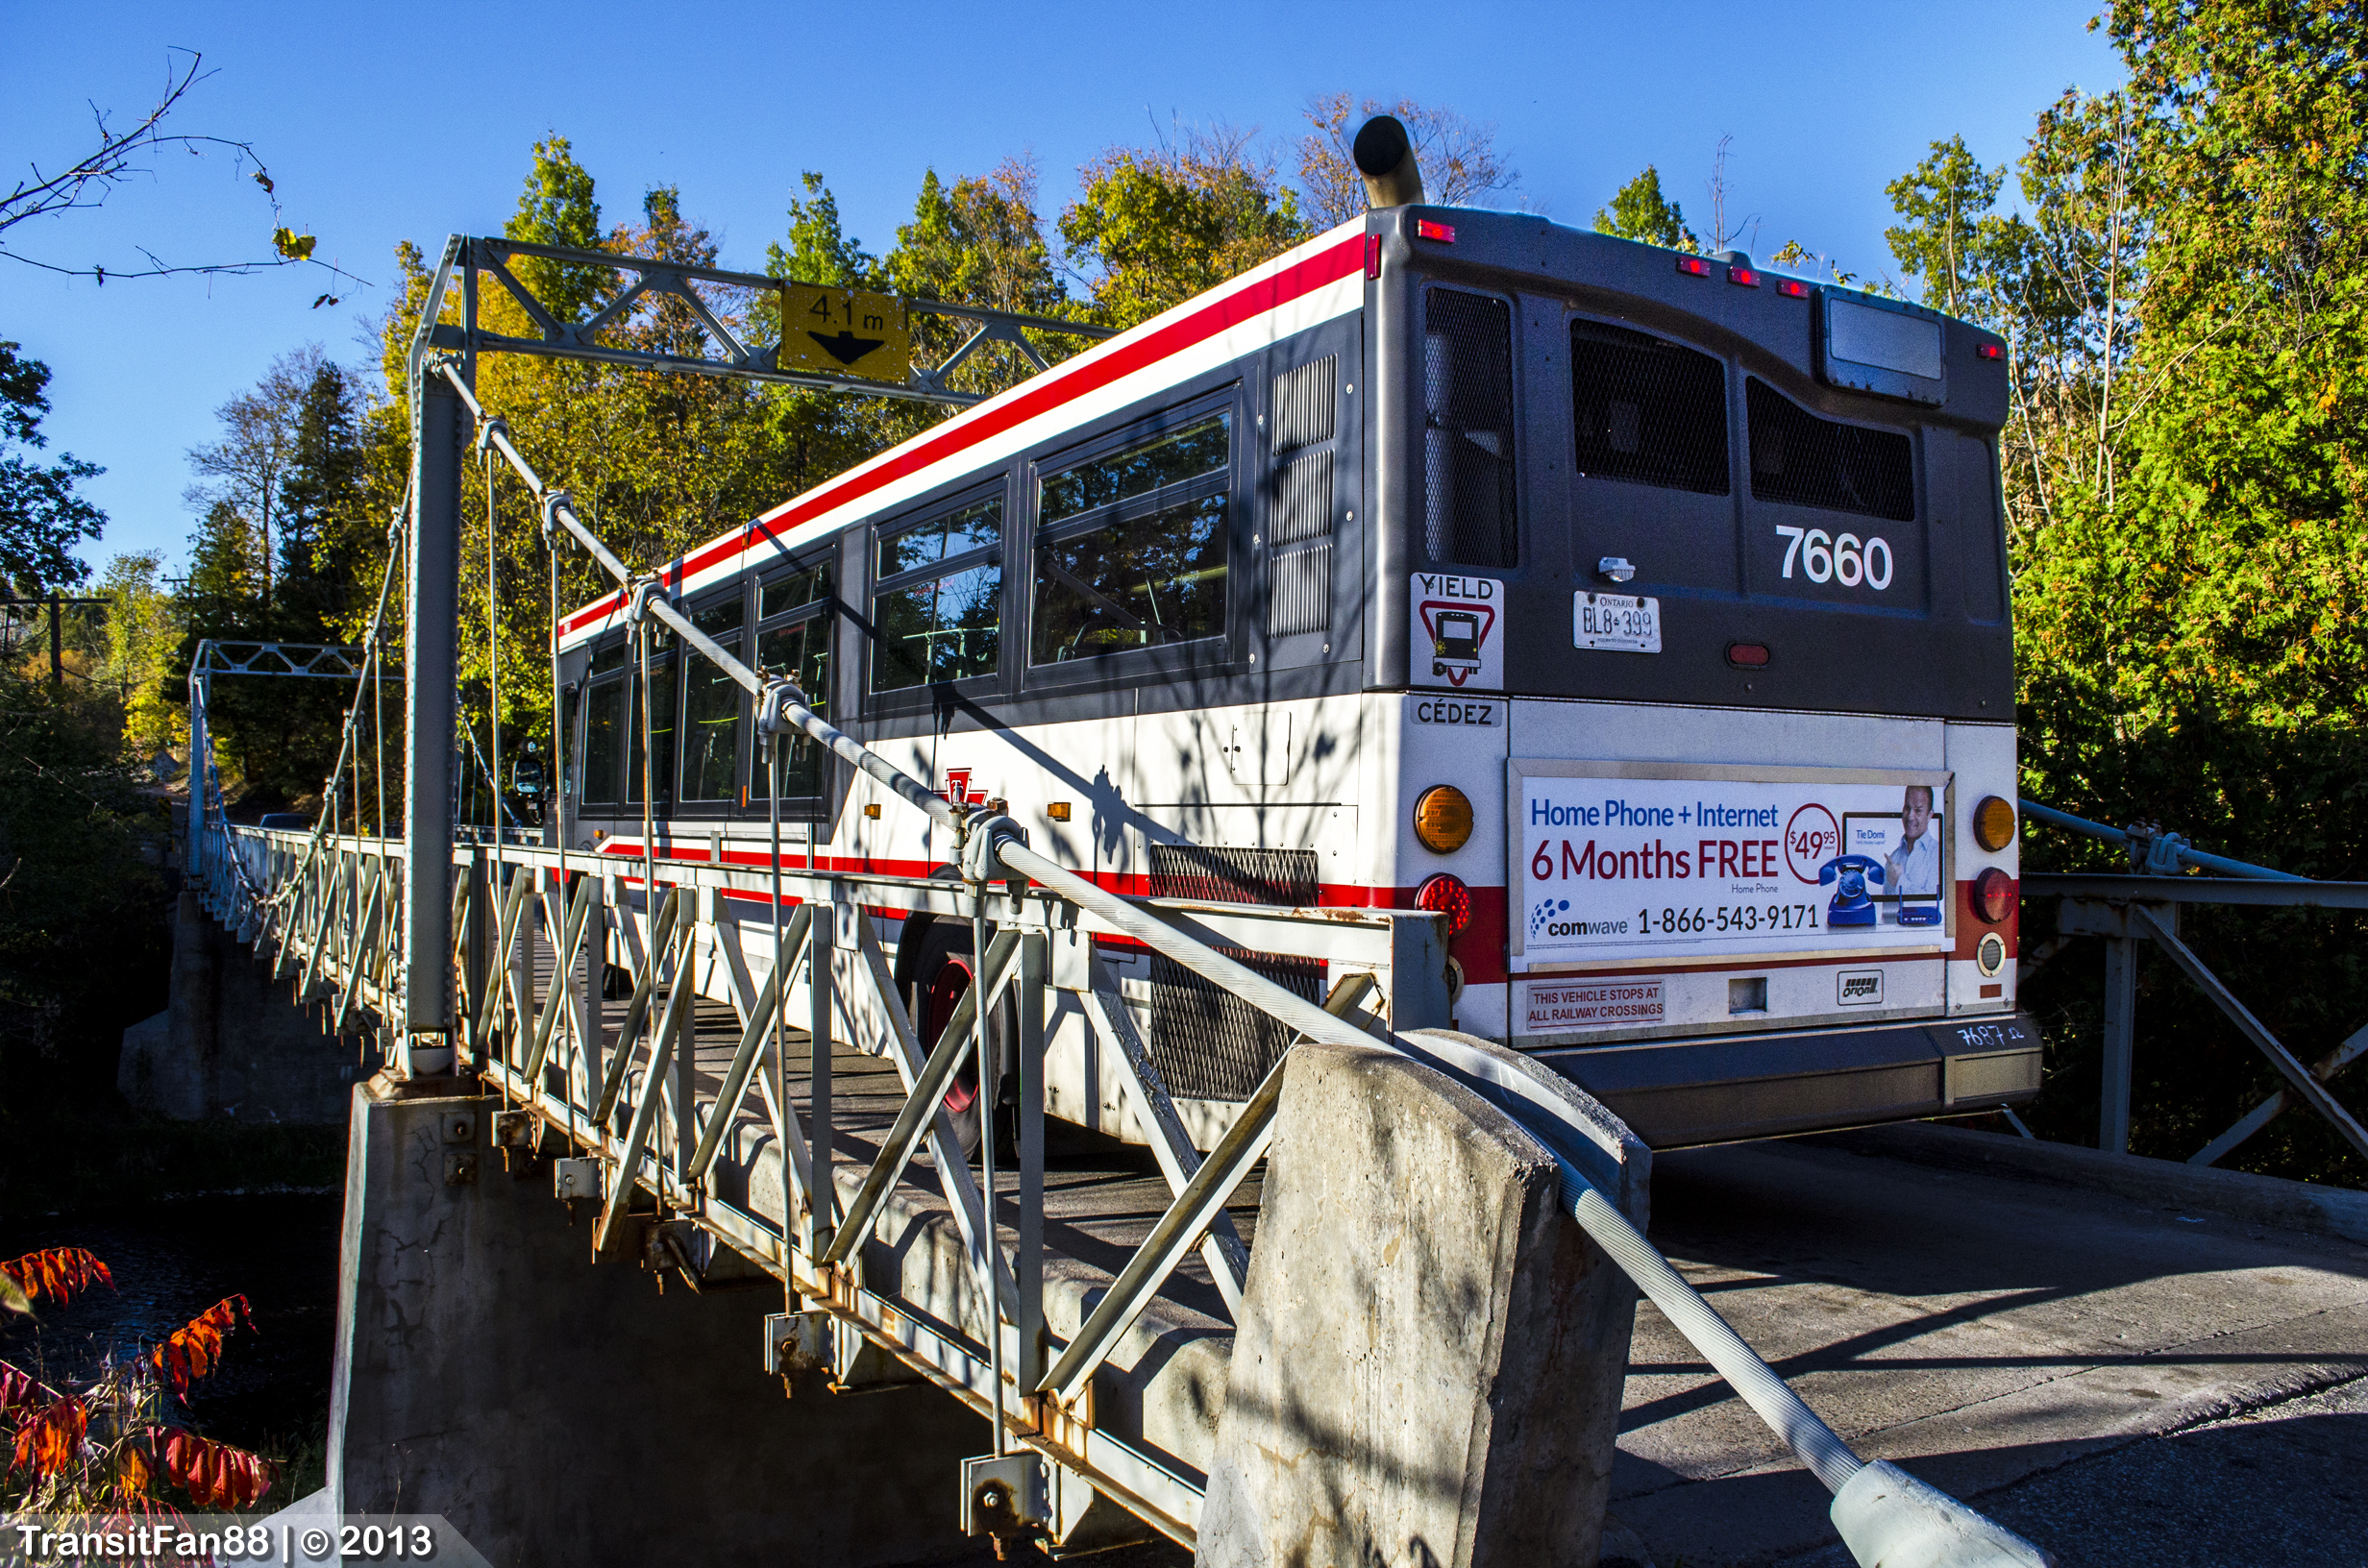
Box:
(1508, 760, 1952, 969)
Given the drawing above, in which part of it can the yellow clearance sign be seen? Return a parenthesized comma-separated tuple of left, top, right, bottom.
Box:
(777, 283, 912, 384)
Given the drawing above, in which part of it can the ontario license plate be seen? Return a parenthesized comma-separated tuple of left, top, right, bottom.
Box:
(1574, 593, 1661, 652)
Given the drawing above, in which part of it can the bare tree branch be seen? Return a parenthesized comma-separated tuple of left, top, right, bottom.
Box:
(0, 48, 370, 290)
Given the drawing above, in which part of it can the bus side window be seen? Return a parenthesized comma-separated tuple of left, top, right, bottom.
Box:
(679, 596, 745, 802)
(757, 556, 834, 797)
(627, 623, 677, 805)
(1423, 288, 1518, 569)
(871, 496, 1003, 692)
(581, 676, 622, 805)
(1031, 410, 1232, 664)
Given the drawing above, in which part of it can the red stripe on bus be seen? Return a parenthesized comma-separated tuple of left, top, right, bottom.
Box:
(560, 231, 1369, 637)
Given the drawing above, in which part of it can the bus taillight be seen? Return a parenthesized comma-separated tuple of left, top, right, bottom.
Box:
(1676, 257, 1712, 278)
(1413, 786, 1474, 854)
(1973, 867, 2015, 924)
(1729, 266, 1762, 287)
(1416, 873, 1472, 937)
(1776, 278, 1812, 298)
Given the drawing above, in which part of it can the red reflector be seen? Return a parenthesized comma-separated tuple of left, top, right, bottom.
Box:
(1776, 279, 1811, 299)
(1365, 233, 1381, 280)
(1726, 642, 1771, 668)
(1973, 867, 2015, 924)
(1415, 873, 1472, 938)
(1729, 266, 1761, 287)
(1978, 342, 2005, 360)
(1676, 257, 1711, 277)
(1416, 219, 1456, 243)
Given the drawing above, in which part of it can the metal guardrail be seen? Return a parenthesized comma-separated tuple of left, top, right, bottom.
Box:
(2019, 806, 2368, 1169)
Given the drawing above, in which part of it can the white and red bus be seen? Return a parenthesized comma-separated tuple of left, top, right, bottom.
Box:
(553, 203, 2038, 1150)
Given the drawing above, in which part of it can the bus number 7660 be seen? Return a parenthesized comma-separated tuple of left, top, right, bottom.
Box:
(1777, 526, 1893, 590)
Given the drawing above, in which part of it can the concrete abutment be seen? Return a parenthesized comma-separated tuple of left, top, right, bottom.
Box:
(326, 1083, 990, 1567)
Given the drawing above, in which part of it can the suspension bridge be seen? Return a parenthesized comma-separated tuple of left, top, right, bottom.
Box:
(158, 219, 2368, 1568)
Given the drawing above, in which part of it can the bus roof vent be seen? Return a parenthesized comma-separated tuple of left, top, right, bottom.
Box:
(1746, 378, 1915, 522)
(1570, 319, 1731, 496)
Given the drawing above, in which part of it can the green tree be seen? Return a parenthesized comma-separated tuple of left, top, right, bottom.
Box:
(766, 171, 876, 287)
(1593, 165, 1699, 251)
(1883, 135, 2019, 322)
(1062, 131, 1309, 331)
(506, 134, 608, 323)
(1965, 0, 2368, 1185)
(884, 159, 1073, 394)
(0, 340, 105, 594)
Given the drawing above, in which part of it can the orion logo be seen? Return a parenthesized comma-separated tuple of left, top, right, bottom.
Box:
(1529, 897, 1570, 937)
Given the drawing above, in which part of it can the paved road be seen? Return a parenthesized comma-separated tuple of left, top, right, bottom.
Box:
(1612, 1135, 2368, 1567)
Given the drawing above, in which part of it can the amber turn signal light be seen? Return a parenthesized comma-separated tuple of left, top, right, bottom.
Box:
(1047, 801, 1072, 821)
(1413, 785, 1474, 854)
(1972, 795, 2017, 852)
(1973, 867, 2015, 924)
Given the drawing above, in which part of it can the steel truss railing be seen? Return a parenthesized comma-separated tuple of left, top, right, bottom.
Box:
(413, 234, 1114, 408)
(183, 350, 2046, 1563)
(2023, 869, 2368, 1167)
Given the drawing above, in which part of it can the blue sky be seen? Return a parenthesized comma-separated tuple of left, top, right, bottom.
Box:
(3, 1, 2123, 574)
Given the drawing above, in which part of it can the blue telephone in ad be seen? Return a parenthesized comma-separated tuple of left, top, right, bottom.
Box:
(1818, 855, 1887, 926)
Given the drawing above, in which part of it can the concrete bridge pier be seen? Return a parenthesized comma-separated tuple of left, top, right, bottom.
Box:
(326, 1081, 990, 1567)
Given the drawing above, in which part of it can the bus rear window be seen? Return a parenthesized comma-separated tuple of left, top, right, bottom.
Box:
(1746, 379, 1915, 522)
(1569, 320, 1730, 496)
(1423, 288, 1518, 569)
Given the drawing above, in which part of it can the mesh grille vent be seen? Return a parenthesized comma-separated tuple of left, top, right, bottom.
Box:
(1423, 289, 1518, 568)
(1147, 843, 1320, 905)
(1570, 319, 1731, 495)
(1148, 949, 1324, 1101)
(1270, 450, 1333, 546)
(1271, 355, 1337, 453)
(1746, 379, 1915, 522)
(1268, 541, 1331, 636)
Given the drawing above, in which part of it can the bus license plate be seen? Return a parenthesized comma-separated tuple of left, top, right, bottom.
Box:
(1575, 593, 1661, 652)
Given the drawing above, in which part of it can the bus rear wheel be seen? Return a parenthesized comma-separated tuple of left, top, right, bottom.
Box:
(911, 921, 1017, 1163)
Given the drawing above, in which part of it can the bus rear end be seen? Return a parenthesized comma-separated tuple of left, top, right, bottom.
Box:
(1367, 208, 2037, 1147)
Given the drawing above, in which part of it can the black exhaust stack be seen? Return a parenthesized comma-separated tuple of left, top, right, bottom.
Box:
(1353, 115, 1426, 209)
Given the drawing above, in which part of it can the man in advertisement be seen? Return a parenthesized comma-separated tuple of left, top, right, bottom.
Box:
(1885, 784, 1940, 920)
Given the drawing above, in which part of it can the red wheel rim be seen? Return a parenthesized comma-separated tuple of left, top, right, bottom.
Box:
(925, 954, 978, 1115)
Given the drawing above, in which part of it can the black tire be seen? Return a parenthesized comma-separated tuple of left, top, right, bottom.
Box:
(907, 920, 1018, 1163)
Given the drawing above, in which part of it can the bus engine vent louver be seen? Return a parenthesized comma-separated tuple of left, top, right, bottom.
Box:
(1148, 947, 1326, 1101)
(1423, 288, 1518, 569)
(1570, 319, 1731, 496)
(1746, 378, 1916, 522)
(1267, 356, 1338, 636)
(1144, 844, 1325, 1101)
(1147, 844, 1320, 906)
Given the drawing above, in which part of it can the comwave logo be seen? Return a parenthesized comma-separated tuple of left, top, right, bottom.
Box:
(1530, 898, 1570, 937)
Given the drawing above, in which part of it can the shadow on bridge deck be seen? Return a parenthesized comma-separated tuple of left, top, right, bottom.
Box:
(1609, 1133, 2368, 1567)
